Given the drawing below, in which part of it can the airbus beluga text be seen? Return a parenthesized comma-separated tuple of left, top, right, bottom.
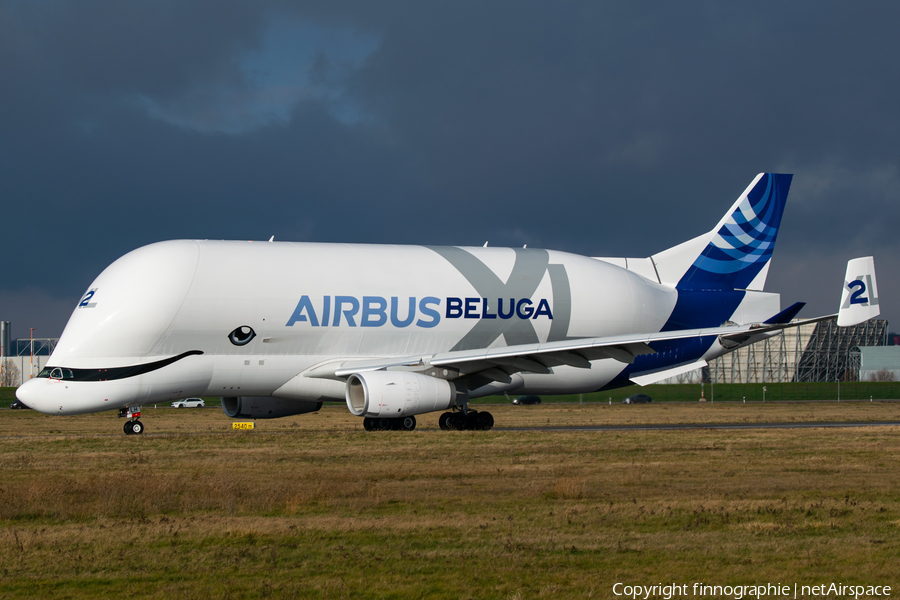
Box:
(16, 174, 880, 434)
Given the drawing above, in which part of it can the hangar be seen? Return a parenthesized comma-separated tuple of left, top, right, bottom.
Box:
(661, 318, 892, 384)
(854, 346, 900, 382)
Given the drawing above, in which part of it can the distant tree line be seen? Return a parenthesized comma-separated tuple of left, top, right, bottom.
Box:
(868, 368, 896, 382)
(0, 360, 20, 387)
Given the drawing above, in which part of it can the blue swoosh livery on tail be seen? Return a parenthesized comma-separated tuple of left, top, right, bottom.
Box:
(679, 173, 791, 290)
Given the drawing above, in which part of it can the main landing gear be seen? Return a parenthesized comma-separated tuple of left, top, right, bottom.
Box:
(363, 415, 417, 431)
(118, 406, 144, 435)
(438, 408, 494, 431)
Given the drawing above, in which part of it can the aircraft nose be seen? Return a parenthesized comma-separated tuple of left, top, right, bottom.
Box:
(15, 379, 57, 414)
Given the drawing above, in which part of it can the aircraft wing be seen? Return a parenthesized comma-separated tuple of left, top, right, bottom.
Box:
(329, 321, 772, 380)
(716, 314, 837, 348)
(327, 312, 850, 385)
(326, 256, 878, 383)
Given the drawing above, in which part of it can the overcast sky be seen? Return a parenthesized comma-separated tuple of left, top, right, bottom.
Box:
(2, 1, 899, 342)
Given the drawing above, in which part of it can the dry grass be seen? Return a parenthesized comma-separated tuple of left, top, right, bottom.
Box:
(0, 404, 898, 598)
(3, 399, 899, 437)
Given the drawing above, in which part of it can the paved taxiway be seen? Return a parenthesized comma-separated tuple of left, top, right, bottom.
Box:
(502, 420, 900, 432)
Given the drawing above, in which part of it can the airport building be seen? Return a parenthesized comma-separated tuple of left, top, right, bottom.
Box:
(1, 321, 58, 387)
(855, 346, 900, 382)
(668, 318, 892, 384)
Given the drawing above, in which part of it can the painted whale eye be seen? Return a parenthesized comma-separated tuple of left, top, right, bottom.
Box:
(228, 326, 256, 346)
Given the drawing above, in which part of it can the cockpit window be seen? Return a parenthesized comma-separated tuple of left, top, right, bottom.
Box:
(48, 368, 74, 380)
(37, 367, 74, 380)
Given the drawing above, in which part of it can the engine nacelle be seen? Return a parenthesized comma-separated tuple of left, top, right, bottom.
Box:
(345, 371, 457, 418)
(221, 396, 322, 419)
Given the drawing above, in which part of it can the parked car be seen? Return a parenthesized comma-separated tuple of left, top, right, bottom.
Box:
(171, 398, 205, 408)
(623, 394, 652, 404)
(512, 395, 542, 405)
(9, 400, 30, 410)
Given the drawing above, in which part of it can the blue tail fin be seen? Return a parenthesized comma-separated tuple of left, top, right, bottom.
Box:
(653, 173, 792, 291)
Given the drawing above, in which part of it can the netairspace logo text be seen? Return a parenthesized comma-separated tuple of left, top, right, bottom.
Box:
(612, 582, 892, 600)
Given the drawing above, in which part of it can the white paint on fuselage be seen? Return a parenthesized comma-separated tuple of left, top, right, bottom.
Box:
(21, 240, 680, 415)
(53, 240, 202, 364)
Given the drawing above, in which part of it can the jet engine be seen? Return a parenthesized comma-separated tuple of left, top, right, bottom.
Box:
(221, 396, 322, 419)
(345, 371, 457, 418)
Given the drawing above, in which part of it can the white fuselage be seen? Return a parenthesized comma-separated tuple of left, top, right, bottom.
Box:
(18, 239, 771, 415)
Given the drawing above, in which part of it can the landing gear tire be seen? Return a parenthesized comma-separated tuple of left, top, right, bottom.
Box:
(475, 411, 494, 430)
(364, 416, 417, 431)
(465, 410, 480, 430)
(447, 413, 467, 430)
(130, 420, 144, 435)
(441, 410, 494, 431)
(124, 421, 134, 435)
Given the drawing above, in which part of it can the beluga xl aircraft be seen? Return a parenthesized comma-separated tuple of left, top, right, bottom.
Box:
(17, 173, 880, 434)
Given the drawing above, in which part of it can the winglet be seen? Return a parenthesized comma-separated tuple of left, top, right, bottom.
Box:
(764, 301, 806, 325)
(837, 257, 879, 327)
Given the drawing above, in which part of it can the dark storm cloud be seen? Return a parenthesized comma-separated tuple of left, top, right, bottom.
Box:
(2, 1, 899, 340)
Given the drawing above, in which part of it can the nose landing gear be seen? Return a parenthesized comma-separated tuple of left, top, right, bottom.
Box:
(118, 406, 144, 435)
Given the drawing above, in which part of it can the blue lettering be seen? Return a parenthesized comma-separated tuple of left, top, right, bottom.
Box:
(79, 290, 95, 307)
(289, 294, 552, 327)
(464, 297, 480, 319)
(497, 298, 514, 319)
(481, 298, 496, 319)
(391, 296, 416, 328)
(533, 298, 553, 319)
(516, 298, 534, 319)
(361, 296, 387, 327)
(417, 297, 440, 328)
(447, 297, 463, 318)
(286, 295, 319, 327)
(322, 295, 331, 327)
(848, 280, 868, 305)
(333, 296, 360, 327)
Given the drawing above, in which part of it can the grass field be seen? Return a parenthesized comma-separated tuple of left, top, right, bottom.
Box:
(0, 401, 899, 598)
